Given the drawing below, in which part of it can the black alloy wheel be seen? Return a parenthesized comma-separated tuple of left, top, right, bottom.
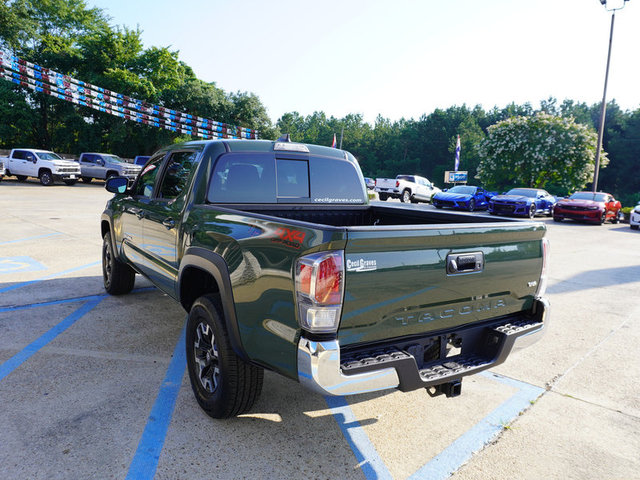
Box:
(39, 170, 53, 186)
(102, 232, 135, 294)
(193, 322, 220, 394)
(186, 295, 263, 419)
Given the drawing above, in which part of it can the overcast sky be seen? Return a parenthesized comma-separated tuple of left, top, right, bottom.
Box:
(85, 0, 640, 124)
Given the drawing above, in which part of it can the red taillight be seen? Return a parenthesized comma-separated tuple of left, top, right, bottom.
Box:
(295, 251, 344, 333)
(315, 256, 343, 305)
(298, 263, 312, 296)
(395, 180, 400, 187)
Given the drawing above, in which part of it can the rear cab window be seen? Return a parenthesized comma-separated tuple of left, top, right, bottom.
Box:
(207, 152, 366, 204)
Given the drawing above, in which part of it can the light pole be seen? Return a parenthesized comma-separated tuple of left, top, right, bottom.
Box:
(592, 0, 629, 193)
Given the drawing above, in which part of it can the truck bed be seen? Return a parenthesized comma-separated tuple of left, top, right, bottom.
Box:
(232, 203, 523, 227)
(206, 202, 545, 347)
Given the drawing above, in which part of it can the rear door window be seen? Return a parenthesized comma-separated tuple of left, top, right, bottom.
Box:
(157, 151, 199, 200)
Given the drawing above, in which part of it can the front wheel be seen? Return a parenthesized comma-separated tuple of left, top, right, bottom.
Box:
(102, 231, 135, 294)
(64, 179, 77, 186)
(82, 177, 92, 183)
(39, 170, 53, 186)
(16, 175, 28, 182)
(186, 295, 264, 418)
(599, 212, 606, 225)
(553, 217, 563, 222)
(528, 204, 536, 219)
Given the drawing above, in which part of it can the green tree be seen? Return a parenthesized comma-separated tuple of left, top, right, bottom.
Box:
(476, 113, 603, 194)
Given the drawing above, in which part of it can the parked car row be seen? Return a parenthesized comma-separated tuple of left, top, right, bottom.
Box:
(366, 174, 633, 229)
(0, 148, 149, 186)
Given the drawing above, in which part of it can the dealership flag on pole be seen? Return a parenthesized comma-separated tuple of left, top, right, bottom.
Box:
(331, 133, 337, 148)
(454, 134, 461, 171)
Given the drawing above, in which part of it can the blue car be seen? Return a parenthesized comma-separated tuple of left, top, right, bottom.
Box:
(431, 185, 494, 211)
(488, 188, 556, 218)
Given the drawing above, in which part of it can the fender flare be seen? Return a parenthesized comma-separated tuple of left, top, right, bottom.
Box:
(178, 247, 249, 362)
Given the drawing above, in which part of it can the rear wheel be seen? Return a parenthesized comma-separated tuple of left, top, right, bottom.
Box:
(39, 170, 53, 186)
(64, 179, 77, 186)
(553, 217, 563, 222)
(612, 211, 620, 224)
(468, 199, 476, 212)
(401, 189, 411, 203)
(599, 211, 606, 225)
(378, 193, 388, 201)
(102, 231, 135, 295)
(16, 175, 27, 182)
(186, 295, 263, 418)
(631, 224, 639, 230)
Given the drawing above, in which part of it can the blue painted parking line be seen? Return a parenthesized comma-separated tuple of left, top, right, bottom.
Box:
(0, 260, 101, 293)
(325, 372, 545, 480)
(0, 232, 63, 246)
(0, 256, 47, 274)
(325, 395, 393, 480)
(0, 297, 104, 382)
(0, 287, 156, 313)
(409, 372, 544, 479)
(126, 323, 186, 480)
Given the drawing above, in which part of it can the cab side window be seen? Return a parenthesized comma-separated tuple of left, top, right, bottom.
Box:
(133, 154, 165, 198)
(158, 151, 199, 199)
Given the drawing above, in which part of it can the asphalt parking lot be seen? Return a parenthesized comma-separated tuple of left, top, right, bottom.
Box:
(1, 178, 639, 480)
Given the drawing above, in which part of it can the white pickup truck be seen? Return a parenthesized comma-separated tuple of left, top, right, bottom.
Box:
(77, 152, 141, 184)
(374, 174, 440, 203)
(2, 148, 81, 186)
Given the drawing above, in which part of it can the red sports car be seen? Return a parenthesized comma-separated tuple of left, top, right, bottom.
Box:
(553, 191, 621, 225)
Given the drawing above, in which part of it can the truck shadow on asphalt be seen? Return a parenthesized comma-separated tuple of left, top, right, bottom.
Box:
(547, 265, 640, 294)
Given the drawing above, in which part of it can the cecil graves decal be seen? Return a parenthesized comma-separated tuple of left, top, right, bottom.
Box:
(346, 258, 377, 272)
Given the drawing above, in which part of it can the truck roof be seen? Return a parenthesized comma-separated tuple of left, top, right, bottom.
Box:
(174, 139, 349, 160)
(80, 152, 120, 156)
(13, 148, 55, 153)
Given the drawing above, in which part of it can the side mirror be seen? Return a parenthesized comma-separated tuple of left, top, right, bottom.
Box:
(26, 155, 35, 163)
(98, 159, 105, 166)
(105, 176, 128, 194)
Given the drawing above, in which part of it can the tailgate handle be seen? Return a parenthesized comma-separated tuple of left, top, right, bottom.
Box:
(447, 252, 484, 275)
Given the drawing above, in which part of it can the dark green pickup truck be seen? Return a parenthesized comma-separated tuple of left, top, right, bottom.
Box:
(101, 138, 550, 418)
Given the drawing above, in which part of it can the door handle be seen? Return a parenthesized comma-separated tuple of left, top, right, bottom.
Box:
(126, 207, 145, 219)
(162, 218, 175, 229)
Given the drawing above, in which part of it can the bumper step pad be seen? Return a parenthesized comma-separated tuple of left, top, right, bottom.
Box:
(340, 316, 543, 392)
